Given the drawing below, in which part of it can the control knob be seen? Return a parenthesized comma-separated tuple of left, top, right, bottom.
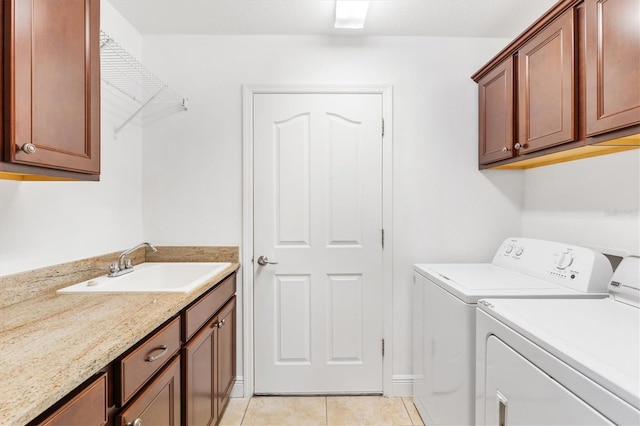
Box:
(505, 244, 514, 254)
(555, 250, 574, 270)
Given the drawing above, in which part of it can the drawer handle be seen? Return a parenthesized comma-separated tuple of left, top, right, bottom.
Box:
(145, 345, 168, 362)
(128, 418, 142, 426)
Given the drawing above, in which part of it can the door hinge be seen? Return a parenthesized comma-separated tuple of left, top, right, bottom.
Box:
(382, 339, 385, 357)
(381, 229, 385, 249)
(382, 118, 385, 137)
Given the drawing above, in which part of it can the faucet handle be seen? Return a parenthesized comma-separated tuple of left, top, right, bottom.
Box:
(124, 258, 133, 269)
(109, 262, 120, 274)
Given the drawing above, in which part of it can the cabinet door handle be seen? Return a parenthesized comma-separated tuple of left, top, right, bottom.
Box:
(501, 147, 510, 153)
(145, 344, 168, 362)
(211, 319, 226, 329)
(20, 143, 37, 154)
(514, 142, 522, 150)
(128, 418, 142, 426)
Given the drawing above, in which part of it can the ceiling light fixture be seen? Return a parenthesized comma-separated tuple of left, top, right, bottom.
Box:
(334, 0, 370, 29)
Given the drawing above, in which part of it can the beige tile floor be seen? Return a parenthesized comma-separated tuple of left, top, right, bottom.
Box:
(220, 396, 424, 426)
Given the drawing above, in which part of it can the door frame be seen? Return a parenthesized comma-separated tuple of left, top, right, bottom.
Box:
(242, 85, 393, 397)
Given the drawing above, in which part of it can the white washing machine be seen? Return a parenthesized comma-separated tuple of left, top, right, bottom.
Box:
(413, 237, 613, 426)
(475, 256, 640, 425)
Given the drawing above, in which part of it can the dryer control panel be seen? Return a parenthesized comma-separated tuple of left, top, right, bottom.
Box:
(492, 238, 613, 294)
(609, 256, 640, 307)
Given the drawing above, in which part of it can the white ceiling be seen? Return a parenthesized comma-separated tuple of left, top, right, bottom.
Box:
(106, 0, 557, 38)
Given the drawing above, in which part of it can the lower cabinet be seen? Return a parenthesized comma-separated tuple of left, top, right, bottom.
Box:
(28, 271, 237, 426)
(31, 372, 108, 426)
(215, 299, 236, 417)
(184, 297, 236, 426)
(116, 356, 181, 426)
(117, 317, 182, 407)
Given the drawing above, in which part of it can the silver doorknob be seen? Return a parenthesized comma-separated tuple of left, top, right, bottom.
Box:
(514, 142, 522, 150)
(129, 419, 142, 426)
(257, 255, 278, 266)
(20, 143, 37, 154)
(501, 147, 510, 153)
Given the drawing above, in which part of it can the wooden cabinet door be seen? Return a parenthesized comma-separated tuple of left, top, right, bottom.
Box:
(184, 315, 218, 426)
(518, 9, 575, 154)
(216, 298, 236, 417)
(6, 0, 100, 174)
(116, 356, 181, 426)
(585, 0, 640, 136)
(478, 57, 514, 165)
(184, 296, 236, 426)
(34, 373, 108, 426)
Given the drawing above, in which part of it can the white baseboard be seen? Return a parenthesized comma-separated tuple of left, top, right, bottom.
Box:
(391, 375, 414, 397)
(228, 375, 413, 398)
(230, 376, 244, 398)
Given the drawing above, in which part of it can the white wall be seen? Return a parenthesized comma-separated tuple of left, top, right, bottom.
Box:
(522, 150, 640, 256)
(139, 34, 524, 394)
(0, 1, 144, 276)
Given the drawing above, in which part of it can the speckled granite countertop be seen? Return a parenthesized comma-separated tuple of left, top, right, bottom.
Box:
(0, 247, 239, 425)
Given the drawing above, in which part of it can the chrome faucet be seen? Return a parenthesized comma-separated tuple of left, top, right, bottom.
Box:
(108, 242, 158, 277)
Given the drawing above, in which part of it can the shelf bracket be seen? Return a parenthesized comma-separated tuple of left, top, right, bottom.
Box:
(113, 88, 164, 138)
(100, 30, 188, 139)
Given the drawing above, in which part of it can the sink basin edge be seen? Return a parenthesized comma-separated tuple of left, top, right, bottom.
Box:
(56, 262, 233, 294)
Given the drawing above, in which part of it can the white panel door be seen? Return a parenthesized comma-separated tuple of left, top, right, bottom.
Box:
(253, 93, 383, 394)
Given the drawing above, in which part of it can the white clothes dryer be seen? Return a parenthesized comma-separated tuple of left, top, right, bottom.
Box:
(413, 238, 613, 426)
(475, 256, 640, 425)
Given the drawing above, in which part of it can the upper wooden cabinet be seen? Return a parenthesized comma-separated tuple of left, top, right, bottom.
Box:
(584, 0, 640, 136)
(1, 0, 100, 180)
(517, 8, 575, 154)
(478, 57, 514, 165)
(472, 0, 640, 169)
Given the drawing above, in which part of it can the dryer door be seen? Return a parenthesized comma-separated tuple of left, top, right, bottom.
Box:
(483, 336, 613, 425)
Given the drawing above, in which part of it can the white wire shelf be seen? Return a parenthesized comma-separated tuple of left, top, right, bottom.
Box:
(100, 30, 187, 136)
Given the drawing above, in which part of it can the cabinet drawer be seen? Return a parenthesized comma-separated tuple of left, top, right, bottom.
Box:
(184, 274, 236, 341)
(118, 316, 181, 405)
(117, 355, 181, 426)
(34, 372, 107, 426)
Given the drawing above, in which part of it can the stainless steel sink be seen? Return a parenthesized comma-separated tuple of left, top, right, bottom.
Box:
(56, 262, 231, 294)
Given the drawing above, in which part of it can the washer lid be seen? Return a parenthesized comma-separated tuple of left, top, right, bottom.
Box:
(479, 297, 640, 410)
(413, 263, 603, 304)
